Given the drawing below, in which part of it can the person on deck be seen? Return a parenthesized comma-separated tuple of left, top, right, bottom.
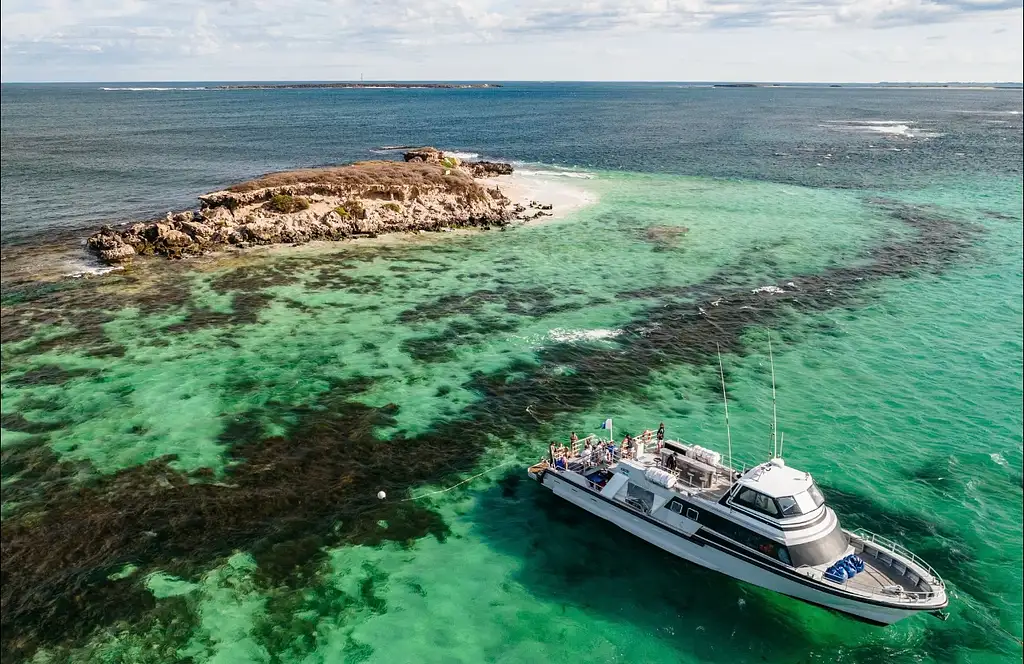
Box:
(657, 422, 665, 444)
(549, 442, 557, 464)
(570, 431, 579, 447)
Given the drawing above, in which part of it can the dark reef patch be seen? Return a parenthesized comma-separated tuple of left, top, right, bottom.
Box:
(397, 286, 586, 325)
(401, 316, 519, 363)
(4, 365, 99, 388)
(0, 378, 454, 660)
(208, 263, 301, 295)
(0, 200, 986, 660)
(0, 412, 67, 435)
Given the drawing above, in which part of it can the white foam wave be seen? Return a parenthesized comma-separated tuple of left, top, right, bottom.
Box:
(990, 453, 1008, 467)
(66, 265, 125, 279)
(547, 328, 622, 343)
(821, 119, 943, 139)
(515, 169, 596, 179)
(100, 86, 208, 91)
(446, 151, 479, 159)
(752, 285, 786, 295)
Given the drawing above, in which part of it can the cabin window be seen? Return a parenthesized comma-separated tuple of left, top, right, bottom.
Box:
(777, 495, 803, 517)
(710, 517, 791, 565)
(733, 487, 780, 517)
(671, 497, 793, 566)
(807, 482, 825, 508)
(626, 482, 655, 513)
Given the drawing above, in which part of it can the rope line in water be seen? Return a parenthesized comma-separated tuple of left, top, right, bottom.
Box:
(399, 459, 516, 502)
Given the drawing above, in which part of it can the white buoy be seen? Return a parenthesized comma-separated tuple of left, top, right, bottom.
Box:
(377, 490, 386, 500)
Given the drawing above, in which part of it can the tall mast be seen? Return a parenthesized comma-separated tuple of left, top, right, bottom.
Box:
(768, 332, 779, 459)
(717, 343, 734, 473)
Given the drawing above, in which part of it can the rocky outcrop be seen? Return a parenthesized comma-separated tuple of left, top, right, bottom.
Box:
(87, 150, 527, 264)
(403, 147, 445, 164)
(462, 161, 514, 177)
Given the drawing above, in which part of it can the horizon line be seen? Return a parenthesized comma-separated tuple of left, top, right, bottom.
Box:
(3, 79, 1023, 86)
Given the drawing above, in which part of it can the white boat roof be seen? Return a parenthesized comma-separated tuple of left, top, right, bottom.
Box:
(737, 459, 814, 498)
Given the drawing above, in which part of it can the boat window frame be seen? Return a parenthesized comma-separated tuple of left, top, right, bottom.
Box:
(731, 486, 782, 518)
(776, 495, 804, 517)
(665, 496, 793, 567)
(807, 482, 825, 508)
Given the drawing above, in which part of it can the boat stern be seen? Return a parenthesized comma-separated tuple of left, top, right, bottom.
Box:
(528, 460, 550, 482)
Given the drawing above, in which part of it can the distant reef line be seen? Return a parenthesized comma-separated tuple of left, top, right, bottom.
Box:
(86, 147, 551, 264)
(211, 83, 502, 90)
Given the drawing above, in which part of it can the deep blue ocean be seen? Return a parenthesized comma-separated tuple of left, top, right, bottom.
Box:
(2, 83, 1020, 245)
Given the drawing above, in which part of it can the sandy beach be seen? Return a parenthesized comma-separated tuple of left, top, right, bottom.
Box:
(483, 170, 598, 223)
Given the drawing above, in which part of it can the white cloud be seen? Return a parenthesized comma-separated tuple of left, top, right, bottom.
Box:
(1, 0, 1021, 80)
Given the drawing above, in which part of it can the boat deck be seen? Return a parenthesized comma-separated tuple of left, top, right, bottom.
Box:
(854, 558, 925, 594)
(544, 433, 738, 503)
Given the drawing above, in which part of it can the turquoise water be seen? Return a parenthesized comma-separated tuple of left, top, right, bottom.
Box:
(1, 85, 1022, 663)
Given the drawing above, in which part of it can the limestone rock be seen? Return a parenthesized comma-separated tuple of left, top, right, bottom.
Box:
(403, 147, 445, 164)
(462, 161, 514, 177)
(87, 150, 529, 264)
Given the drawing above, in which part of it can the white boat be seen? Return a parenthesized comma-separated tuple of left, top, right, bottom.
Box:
(527, 348, 949, 625)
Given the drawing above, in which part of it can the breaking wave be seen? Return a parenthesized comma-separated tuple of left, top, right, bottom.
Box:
(516, 168, 596, 179)
(547, 328, 623, 343)
(822, 120, 944, 139)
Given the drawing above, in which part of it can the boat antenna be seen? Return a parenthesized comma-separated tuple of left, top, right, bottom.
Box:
(768, 332, 779, 459)
(716, 343, 734, 473)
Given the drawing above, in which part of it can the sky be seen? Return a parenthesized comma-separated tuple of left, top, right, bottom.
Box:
(1, 0, 1022, 82)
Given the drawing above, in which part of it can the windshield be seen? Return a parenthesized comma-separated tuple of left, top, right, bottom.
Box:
(807, 482, 825, 507)
(777, 495, 803, 517)
(782, 483, 827, 517)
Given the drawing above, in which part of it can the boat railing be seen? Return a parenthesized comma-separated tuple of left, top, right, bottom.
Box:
(848, 528, 945, 589)
(813, 571, 940, 603)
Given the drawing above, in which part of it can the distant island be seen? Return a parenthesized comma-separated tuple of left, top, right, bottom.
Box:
(86, 148, 545, 263)
(212, 83, 502, 90)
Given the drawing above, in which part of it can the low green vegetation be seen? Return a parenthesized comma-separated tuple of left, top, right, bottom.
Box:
(265, 194, 310, 214)
(383, 202, 402, 213)
(333, 206, 351, 218)
(342, 199, 366, 219)
(439, 156, 459, 169)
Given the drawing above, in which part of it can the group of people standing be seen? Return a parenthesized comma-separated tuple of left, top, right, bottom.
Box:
(548, 423, 667, 468)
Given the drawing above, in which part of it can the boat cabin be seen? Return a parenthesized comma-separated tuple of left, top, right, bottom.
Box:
(723, 458, 826, 520)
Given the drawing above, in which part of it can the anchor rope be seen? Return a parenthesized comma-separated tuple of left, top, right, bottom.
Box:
(399, 459, 517, 502)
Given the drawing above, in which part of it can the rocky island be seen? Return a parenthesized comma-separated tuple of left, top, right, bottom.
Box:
(87, 148, 537, 264)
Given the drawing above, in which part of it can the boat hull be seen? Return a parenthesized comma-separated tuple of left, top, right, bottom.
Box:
(540, 470, 940, 626)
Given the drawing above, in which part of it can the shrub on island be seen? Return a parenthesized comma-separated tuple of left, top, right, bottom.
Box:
(383, 202, 402, 213)
(342, 199, 366, 219)
(265, 194, 310, 214)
